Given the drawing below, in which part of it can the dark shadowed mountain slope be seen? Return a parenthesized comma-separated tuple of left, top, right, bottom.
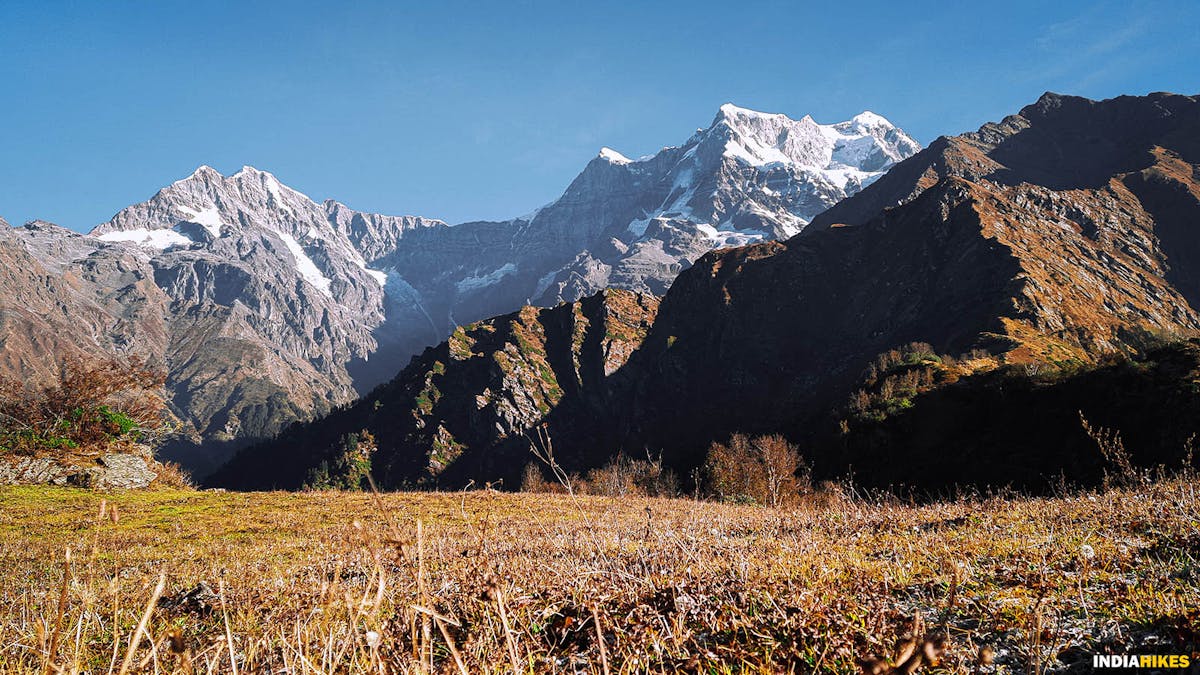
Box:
(813, 336, 1200, 491)
(211, 289, 658, 489)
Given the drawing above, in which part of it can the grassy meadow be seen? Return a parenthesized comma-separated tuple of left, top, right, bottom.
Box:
(0, 480, 1198, 673)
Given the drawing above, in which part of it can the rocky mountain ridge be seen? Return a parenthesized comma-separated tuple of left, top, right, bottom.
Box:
(212, 288, 659, 489)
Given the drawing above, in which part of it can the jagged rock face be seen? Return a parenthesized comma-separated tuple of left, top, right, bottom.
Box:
(67, 167, 408, 473)
(1, 105, 916, 476)
(0, 221, 168, 381)
(210, 289, 658, 490)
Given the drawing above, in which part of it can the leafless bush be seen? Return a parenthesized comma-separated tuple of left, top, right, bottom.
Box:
(525, 424, 575, 496)
(0, 356, 169, 455)
(1079, 411, 1149, 488)
(520, 462, 567, 494)
(703, 433, 809, 507)
(1182, 434, 1197, 480)
(577, 451, 679, 498)
(153, 460, 196, 489)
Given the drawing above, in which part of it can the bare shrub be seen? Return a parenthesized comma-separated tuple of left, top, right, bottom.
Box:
(578, 452, 679, 498)
(0, 356, 169, 455)
(520, 462, 566, 494)
(1079, 412, 1149, 488)
(579, 459, 636, 497)
(1182, 434, 1197, 480)
(802, 480, 849, 509)
(152, 460, 196, 489)
(704, 434, 759, 503)
(703, 433, 808, 507)
(525, 424, 575, 495)
(756, 435, 807, 508)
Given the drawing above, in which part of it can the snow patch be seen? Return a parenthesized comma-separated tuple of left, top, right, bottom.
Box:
(178, 205, 225, 238)
(723, 139, 793, 167)
(277, 232, 333, 297)
(696, 223, 767, 249)
(97, 228, 192, 250)
(598, 147, 631, 164)
(385, 275, 440, 335)
(532, 270, 559, 300)
(627, 217, 653, 237)
(777, 221, 803, 238)
(718, 103, 787, 120)
(340, 238, 387, 286)
(820, 166, 876, 191)
(456, 263, 517, 294)
(847, 111, 893, 129)
(264, 173, 286, 203)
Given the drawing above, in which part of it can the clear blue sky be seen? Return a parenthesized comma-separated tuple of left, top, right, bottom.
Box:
(1, 1, 1196, 232)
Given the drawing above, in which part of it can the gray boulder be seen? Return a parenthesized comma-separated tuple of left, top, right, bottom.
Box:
(95, 453, 158, 489)
(0, 452, 158, 489)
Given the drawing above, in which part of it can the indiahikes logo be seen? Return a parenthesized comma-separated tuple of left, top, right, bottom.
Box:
(1092, 654, 1192, 669)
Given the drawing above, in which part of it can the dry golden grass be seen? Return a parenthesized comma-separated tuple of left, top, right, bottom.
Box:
(0, 481, 1198, 673)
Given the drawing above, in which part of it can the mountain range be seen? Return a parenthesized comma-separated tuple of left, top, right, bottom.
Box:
(213, 91, 1200, 491)
(0, 105, 918, 475)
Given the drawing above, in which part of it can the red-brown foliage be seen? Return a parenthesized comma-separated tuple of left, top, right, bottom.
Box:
(0, 356, 168, 454)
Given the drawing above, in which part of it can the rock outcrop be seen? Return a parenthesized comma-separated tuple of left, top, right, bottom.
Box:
(0, 451, 159, 489)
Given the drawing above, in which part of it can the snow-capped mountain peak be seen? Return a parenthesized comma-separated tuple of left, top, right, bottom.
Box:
(89, 165, 402, 311)
(702, 103, 917, 173)
(509, 103, 921, 306)
(172, 165, 221, 185)
(716, 102, 787, 121)
(598, 147, 631, 164)
(97, 165, 324, 239)
(844, 110, 893, 129)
